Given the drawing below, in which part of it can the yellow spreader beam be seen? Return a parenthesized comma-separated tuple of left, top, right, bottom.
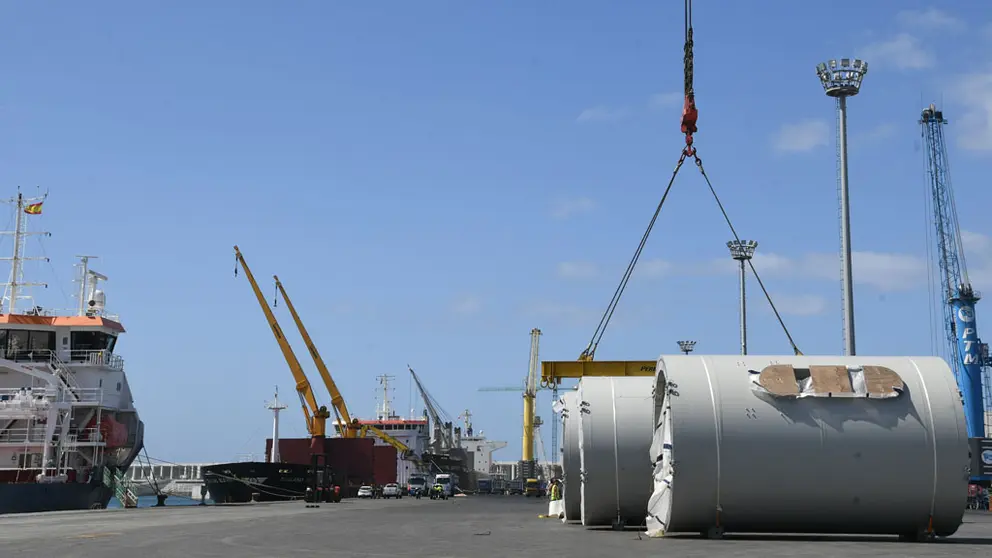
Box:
(540, 360, 656, 386)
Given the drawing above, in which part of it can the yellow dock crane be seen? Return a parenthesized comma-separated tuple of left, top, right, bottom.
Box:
(272, 275, 353, 436)
(271, 274, 419, 461)
(233, 246, 331, 440)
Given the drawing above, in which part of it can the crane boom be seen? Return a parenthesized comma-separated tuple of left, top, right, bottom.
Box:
(233, 246, 329, 438)
(358, 424, 416, 460)
(408, 365, 453, 449)
(273, 275, 355, 437)
(919, 106, 991, 444)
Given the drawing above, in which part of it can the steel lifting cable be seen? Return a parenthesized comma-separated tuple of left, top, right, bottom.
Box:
(582, 153, 690, 359)
(583, 0, 802, 358)
(689, 154, 802, 355)
(582, 1, 698, 358)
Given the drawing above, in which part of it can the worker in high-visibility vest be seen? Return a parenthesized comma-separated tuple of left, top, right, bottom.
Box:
(549, 479, 561, 502)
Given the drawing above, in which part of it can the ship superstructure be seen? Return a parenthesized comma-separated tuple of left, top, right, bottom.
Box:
(456, 409, 507, 477)
(0, 192, 143, 513)
(331, 374, 430, 485)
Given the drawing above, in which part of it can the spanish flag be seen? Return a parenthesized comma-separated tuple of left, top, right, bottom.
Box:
(23, 202, 43, 215)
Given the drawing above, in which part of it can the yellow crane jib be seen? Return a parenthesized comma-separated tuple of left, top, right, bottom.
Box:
(233, 245, 330, 439)
(357, 422, 418, 462)
(272, 275, 355, 437)
(540, 360, 656, 387)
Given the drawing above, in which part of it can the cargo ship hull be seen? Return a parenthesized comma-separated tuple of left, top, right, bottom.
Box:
(0, 482, 113, 514)
(202, 462, 314, 503)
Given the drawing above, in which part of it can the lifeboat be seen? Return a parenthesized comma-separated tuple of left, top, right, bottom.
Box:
(84, 415, 129, 448)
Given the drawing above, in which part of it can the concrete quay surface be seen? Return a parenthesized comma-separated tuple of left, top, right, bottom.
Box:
(0, 495, 991, 558)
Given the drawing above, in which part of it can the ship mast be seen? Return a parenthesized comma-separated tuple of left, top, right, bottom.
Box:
(1, 191, 50, 314)
(376, 374, 396, 419)
(266, 386, 288, 463)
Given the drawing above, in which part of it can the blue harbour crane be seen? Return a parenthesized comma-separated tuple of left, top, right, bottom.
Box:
(919, 105, 992, 466)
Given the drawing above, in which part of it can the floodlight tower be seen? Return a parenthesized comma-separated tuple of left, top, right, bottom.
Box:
(728, 240, 758, 355)
(817, 58, 868, 357)
(677, 340, 696, 355)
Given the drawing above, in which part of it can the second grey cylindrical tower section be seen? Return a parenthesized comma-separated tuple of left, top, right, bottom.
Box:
(578, 376, 655, 527)
(559, 390, 581, 521)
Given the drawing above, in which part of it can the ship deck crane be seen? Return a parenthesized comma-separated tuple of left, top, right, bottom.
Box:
(919, 106, 992, 454)
(273, 276, 353, 436)
(271, 273, 418, 459)
(233, 246, 330, 439)
(540, 0, 800, 389)
(408, 365, 454, 450)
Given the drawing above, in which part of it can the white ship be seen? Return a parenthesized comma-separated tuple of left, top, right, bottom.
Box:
(0, 192, 144, 513)
(334, 373, 507, 490)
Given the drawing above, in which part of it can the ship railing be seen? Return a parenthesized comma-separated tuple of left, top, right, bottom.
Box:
(66, 350, 125, 371)
(0, 425, 107, 447)
(26, 307, 121, 322)
(0, 426, 49, 444)
(0, 386, 103, 406)
(0, 386, 59, 404)
(1, 349, 125, 372)
(62, 427, 107, 448)
(68, 387, 105, 406)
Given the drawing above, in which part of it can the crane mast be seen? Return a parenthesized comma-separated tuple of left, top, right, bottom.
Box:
(919, 106, 992, 444)
(523, 328, 540, 466)
(273, 275, 355, 437)
(233, 246, 329, 438)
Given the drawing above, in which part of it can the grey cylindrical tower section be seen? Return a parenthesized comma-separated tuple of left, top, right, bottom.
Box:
(578, 376, 655, 527)
(645, 354, 969, 538)
(559, 390, 581, 521)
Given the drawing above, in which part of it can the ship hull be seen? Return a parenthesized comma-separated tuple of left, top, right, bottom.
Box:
(0, 483, 113, 514)
(202, 462, 315, 504)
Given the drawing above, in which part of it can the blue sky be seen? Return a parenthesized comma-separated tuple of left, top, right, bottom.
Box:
(2, 1, 991, 463)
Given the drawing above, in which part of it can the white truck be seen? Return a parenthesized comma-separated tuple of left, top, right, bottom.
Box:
(433, 473, 459, 497)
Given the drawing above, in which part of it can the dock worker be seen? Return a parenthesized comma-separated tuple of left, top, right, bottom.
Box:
(549, 479, 561, 502)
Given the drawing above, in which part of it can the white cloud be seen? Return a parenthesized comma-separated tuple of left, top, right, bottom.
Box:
(635, 250, 928, 292)
(450, 295, 482, 315)
(743, 251, 927, 291)
(524, 302, 598, 325)
(576, 106, 629, 123)
(648, 92, 682, 110)
(551, 197, 595, 219)
(639, 259, 675, 277)
(896, 8, 964, 32)
(556, 261, 599, 279)
(857, 33, 934, 70)
(859, 123, 897, 143)
(768, 294, 829, 317)
(950, 70, 992, 151)
(772, 119, 830, 153)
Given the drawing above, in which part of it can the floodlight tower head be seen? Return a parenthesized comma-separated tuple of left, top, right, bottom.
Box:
(727, 240, 758, 261)
(677, 340, 697, 355)
(816, 58, 868, 98)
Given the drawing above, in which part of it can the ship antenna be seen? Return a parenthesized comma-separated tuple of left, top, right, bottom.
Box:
(2, 189, 50, 314)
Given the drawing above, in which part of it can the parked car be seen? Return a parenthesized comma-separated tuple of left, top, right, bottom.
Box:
(357, 485, 374, 499)
(382, 483, 403, 499)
